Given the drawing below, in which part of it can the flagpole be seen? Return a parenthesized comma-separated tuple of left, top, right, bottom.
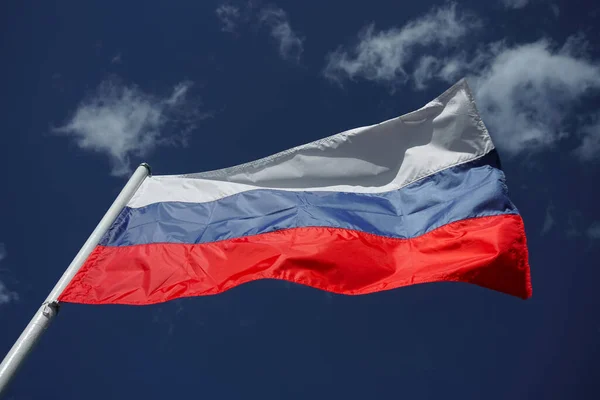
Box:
(0, 163, 152, 396)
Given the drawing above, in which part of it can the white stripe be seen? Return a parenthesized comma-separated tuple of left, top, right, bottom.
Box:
(128, 79, 494, 208)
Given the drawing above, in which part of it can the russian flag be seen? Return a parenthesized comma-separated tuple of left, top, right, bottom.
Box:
(59, 80, 532, 305)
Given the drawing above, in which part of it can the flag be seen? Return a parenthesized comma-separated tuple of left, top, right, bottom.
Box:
(59, 79, 531, 305)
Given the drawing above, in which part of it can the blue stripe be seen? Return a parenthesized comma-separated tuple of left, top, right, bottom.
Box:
(101, 151, 518, 247)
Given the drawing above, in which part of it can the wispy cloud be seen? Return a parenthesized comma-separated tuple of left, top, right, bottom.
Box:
(216, 3, 241, 33)
(0, 242, 6, 262)
(541, 204, 555, 235)
(588, 221, 600, 240)
(259, 6, 304, 61)
(53, 78, 203, 177)
(574, 113, 600, 162)
(413, 55, 466, 90)
(111, 53, 122, 64)
(217, 3, 304, 61)
(0, 281, 19, 306)
(0, 281, 18, 305)
(501, 0, 529, 9)
(0, 243, 18, 306)
(323, 3, 479, 86)
(566, 212, 583, 238)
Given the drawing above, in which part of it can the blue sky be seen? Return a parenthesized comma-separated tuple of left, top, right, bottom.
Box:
(1, 0, 600, 398)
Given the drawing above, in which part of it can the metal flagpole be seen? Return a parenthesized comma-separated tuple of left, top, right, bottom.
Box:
(0, 163, 152, 396)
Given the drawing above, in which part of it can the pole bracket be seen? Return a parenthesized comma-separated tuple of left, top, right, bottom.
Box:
(42, 302, 60, 317)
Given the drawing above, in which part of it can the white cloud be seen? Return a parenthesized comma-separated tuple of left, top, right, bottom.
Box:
(259, 7, 304, 61)
(323, 3, 479, 85)
(330, 16, 600, 159)
(466, 39, 600, 156)
(216, 4, 241, 33)
(165, 81, 191, 106)
(413, 56, 438, 90)
(54, 78, 201, 177)
(217, 3, 303, 61)
(413, 54, 467, 90)
(574, 114, 600, 162)
(541, 204, 555, 235)
(403, 35, 600, 158)
(0, 244, 18, 306)
(501, 0, 529, 9)
(0, 281, 18, 305)
(322, 1, 600, 160)
(588, 222, 600, 239)
(111, 53, 122, 64)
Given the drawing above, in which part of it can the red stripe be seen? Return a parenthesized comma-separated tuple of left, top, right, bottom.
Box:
(59, 215, 532, 305)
